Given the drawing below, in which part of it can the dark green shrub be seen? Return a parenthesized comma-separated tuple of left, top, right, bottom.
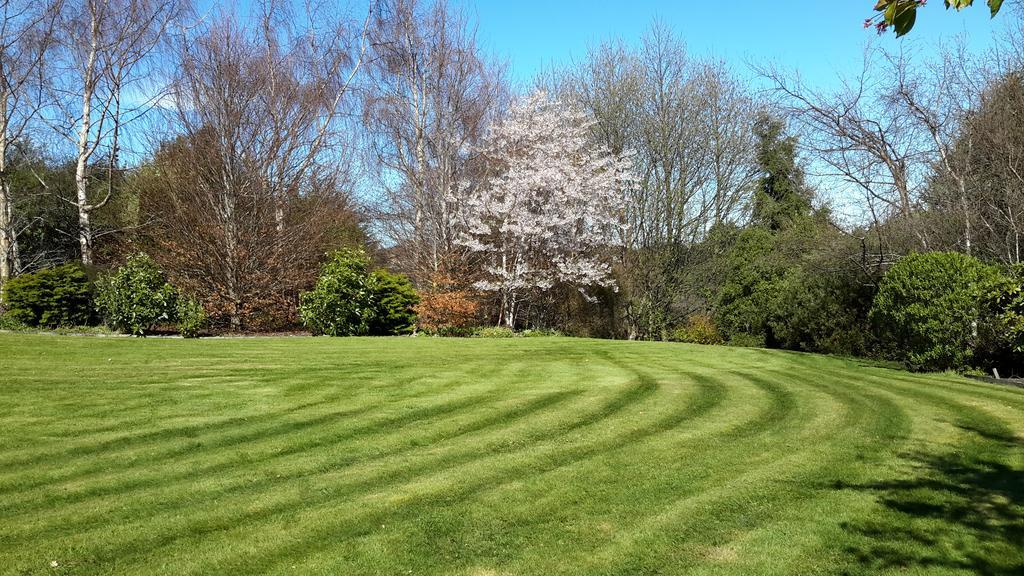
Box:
(980, 264, 1024, 374)
(992, 264, 1024, 353)
(726, 332, 765, 348)
(368, 269, 419, 335)
(1, 264, 94, 327)
(714, 227, 784, 344)
(96, 253, 178, 336)
(767, 266, 874, 356)
(870, 252, 1000, 372)
(176, 296, 207, 338)
(300, 249, 419, 336)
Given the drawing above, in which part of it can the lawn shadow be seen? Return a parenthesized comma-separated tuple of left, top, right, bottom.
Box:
(837, 427, 1024, 575)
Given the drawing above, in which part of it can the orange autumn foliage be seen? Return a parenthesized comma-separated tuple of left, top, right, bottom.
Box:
(414, 273, 482, 331)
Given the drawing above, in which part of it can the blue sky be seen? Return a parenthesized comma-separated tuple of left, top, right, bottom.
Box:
(451, 0, 1008, 88)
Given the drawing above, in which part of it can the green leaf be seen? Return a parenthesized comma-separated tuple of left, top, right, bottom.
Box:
(885, 1, 899, 23)
(988, 0, 1004, 17)
(894, 4, 918, 36)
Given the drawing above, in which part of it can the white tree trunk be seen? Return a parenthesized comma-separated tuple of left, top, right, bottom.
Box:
(0, 179, 16, 288)
(74, 8, 100, 267)
(75, 173, 94, 266)
(0, 93, 19, 293)
(503, 292, 517, 328)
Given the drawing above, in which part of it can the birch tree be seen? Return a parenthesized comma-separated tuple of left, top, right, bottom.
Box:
(362, 0, 507, 286)
(0, 0, 59, 290)
(48, 0, 179, 266)
(459, 91, 631, 328)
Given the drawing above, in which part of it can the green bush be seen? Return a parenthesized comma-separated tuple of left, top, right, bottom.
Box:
(714, 227, 784, 343)
(669, 315, 723, 345)
(1, 264, 94, 327)
(96, 253, 178, 336)
(991, 264, 1024, 352)
(368, 269, 420, 335)
(300, 249, 419, 336)
(870, 252, 1000, 372)
(0, 312, 28, 331)
(176, 296, 207, 338)
(472, 326, 517, 338)
(767, 266, 874, 356)
(300, 250, 374, 336)
(980, 264, 1024, 373)
(726, 332, 765, 348)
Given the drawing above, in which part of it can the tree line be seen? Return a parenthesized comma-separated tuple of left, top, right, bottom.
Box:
(0, 0, 1022, 374)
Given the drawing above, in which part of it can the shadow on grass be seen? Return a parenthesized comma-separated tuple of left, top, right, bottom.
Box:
(839, 429, 1024, 575)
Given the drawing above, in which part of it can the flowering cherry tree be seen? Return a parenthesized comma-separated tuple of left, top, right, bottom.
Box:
(459, 90, 633, 328)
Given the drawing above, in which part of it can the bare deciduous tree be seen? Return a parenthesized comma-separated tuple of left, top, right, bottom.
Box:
(362, 0, 508, 286)
(931, 69, 1024, 264)
(0, 0, 59, 290)
(889, 46, 990, 256)
(141, 3, 367, 330)
(46, 0, 180, 266)
(555, 24, 759, 338)
(760, 53, 925, 229)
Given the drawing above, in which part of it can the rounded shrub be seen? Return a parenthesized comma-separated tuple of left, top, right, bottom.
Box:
(991, 264, 1024, 351)
(176, 296, 208, 338)
(368, 269, 420, 335)
(981, 264, 1024, 373)
(870, 251, 999, 372)
(96, 253, 178, 336)
(300, 249, 375, 336)
(1, 264, 94, 328)
(300, 249, 419, 336)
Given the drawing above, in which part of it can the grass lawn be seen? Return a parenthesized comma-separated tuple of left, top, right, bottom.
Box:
(0, 333, 1022, 575)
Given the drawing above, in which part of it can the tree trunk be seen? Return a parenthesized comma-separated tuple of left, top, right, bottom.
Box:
(503, 292, 516, 328)
(0, 132, 18, 291)
(1, 95, 20, 292)
(74, 8, 100, 267)
(222, 186, 241, 331)
(76, 193, 93, 265)
(75, 153, 94, 266)
(960, 184, 972, 256)
(0, 179, 17, 290)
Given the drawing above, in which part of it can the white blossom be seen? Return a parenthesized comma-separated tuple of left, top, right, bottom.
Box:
(458, 90, 635, 327)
